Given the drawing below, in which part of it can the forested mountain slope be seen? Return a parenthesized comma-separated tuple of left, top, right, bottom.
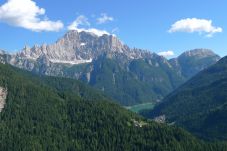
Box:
(0, 63, 226, 150)
(142, 56, 227, 140)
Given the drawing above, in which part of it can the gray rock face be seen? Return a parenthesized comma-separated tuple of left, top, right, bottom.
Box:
(3, 30, 159, 78)
(17, 30, 142, 65)
(179, 49, 220, 59)
(15, 30, 158, 65)
(0, 87, 7, 113)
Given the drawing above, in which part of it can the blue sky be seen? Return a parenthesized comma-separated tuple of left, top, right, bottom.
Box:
(0, 0, 226, 57)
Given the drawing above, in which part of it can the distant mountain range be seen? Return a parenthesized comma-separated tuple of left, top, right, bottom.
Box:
(0, 30, 220, 105)
(141, 56, 227, 140)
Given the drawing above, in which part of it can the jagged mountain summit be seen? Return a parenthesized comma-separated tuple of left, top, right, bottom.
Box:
(0, 30, 220, 106)
(17, 30, 152, 65)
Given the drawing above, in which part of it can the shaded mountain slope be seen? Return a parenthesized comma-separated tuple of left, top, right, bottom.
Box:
(142, 56, 227, 140)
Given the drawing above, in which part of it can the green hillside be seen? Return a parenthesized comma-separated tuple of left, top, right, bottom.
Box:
(81, 55, 185, 105)
(0, 63, 226, 150)
(142, 56, 227, 140)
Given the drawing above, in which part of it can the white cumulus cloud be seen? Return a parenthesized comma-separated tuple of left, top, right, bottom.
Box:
(168, 18, 222, 37)
(158, 50, 174, 57)
(0, 0, 64, 32)
(68, 15, 110, 37)
(97, 13, 114, 24)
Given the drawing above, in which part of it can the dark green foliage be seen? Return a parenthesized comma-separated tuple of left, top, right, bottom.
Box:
(40, 76, 110, 102)
(142, 56, 227, 140)
(88, 56, 159, 105)
(0, 63, 226, 150)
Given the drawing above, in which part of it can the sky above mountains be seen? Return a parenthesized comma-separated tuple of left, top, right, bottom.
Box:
(0, 0, 226, 57)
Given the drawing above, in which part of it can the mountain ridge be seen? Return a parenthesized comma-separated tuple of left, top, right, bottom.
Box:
(0, 30, 220, 105)
(16, 30, 151, 65)
(141, 56, 227, 140)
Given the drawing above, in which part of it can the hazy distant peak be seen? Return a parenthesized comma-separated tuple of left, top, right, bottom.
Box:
(0, 49, 6, 54)
(180, 49, 219, 58)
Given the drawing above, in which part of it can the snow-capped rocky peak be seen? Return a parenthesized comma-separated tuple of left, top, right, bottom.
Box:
(16, 30, 131, 65)
(14, 30, 159, 67)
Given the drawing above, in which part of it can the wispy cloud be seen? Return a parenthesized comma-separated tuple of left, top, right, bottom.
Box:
(158, 50, 174, 57)
(67, 15, 90, 30)
(0, 0, 64, 32)
(168, 18, 222, 37)
(97, 13, 114, 24)
(111, 27, 119, 34)
(68, 15, 110, 37)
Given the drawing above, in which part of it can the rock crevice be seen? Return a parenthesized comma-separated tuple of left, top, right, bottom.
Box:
(0, 87, 7, 113)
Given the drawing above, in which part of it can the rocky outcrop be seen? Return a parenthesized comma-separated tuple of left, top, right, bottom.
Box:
(0, 87, 7, 113)
(13, 30, 158, 66)
(16, 30, 131, 65)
